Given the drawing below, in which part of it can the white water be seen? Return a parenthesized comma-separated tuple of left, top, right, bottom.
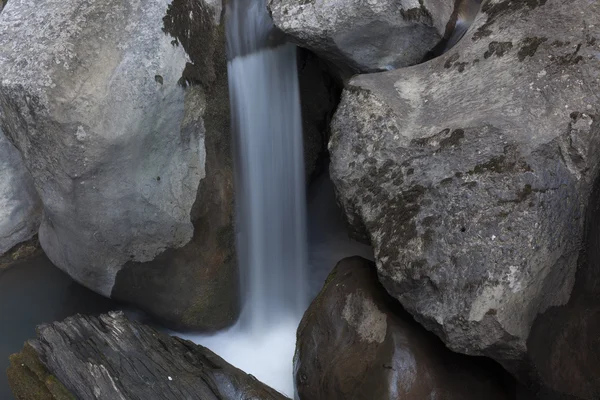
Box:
(180, 174, 373, 397)
(229, 44, 308, 332)
(182, 0, 373, 396)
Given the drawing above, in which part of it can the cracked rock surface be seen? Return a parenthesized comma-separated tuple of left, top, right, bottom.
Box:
(329, 0, 600, 383)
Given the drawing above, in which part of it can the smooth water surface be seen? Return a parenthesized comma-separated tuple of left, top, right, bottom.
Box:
(0, 254, 118, 399)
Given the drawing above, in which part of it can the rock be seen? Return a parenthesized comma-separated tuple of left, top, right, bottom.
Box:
(7, 311, 289, 400)
(0, 130, 41, 256)
(268, 0, 454, 76)
(329, 0, 600, 383)
(0, 235, 42, 270)
(295, 256, 517, 400)
(110, 0, 239, 331)
(0, 0, 237, 330)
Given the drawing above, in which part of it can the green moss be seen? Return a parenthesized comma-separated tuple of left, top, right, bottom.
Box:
(0, 236, 42, 270)
(7, 343, 75, 400)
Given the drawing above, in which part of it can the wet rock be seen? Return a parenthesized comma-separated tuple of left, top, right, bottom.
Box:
(0, 130, 41, 257)
(268, 0, 454, 76)
(7, 311, 288, 400)
(0, 0, 237, 330)
(295, 256, 516, 400)
(328, 0, 600, 385)
(0, 236, 42, 270)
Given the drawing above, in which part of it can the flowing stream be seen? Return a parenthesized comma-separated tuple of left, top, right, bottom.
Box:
(227, 0, 308, 333)
(181, 1, 372, 395)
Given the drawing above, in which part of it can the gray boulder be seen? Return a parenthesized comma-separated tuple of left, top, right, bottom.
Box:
(329, 0, 600, 381)
(268, 0, 454, 76)
(0, 130, 41, 256)
(0, 0, 237, 330)
(295, 257, 517, 400)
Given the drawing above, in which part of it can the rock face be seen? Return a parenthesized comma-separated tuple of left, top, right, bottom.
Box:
(7, 311, 288, 400)
(269, 0, 455, 76)
(0, 130, 41, 256)
(0, 0, 237, 330)
(329, 0, 600, 382)
(295, 256, 516, 400)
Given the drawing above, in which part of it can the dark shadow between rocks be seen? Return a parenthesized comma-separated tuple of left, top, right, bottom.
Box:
(528, 149, 600, 400)
(297, 48, 343, 183)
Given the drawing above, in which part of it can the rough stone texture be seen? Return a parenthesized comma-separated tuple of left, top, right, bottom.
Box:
(7, 312, 288, 400)
(268, 0, 454, 76)
(0, 130, 42, 256)
(0, 0, 238, 330)
(295, 256, 518, 400)
(110, 0, 239, 331)
(329, 0, 600, 383)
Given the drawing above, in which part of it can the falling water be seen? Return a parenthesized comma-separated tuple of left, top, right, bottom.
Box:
(226, 0, 308, 333)
(180, 1, 371, 395)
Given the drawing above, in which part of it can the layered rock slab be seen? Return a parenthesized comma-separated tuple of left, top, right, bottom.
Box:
(7, 311, 288, 400)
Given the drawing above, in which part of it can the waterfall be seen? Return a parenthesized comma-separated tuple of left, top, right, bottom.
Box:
(179, 2, 349, 396)
(226, 0, 308, 333)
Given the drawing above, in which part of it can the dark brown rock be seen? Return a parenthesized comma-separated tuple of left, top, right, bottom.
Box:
(7, 312, 288, 400)
(295, 256, 518, 400)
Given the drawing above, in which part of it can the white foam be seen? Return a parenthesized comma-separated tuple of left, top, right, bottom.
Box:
(179, 316, 300, 397)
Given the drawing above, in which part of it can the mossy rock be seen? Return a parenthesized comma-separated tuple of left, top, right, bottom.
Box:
(7, 342, 75, 400)
(0, 236, 43, 270)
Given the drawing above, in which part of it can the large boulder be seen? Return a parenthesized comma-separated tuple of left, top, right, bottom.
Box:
(268, 0, 455, 76)
(295, 256, 517, 400)
(7, 312, 288, 400)
(0, 0, 237, 330)
(329, 0, 600, 385)
(0, 130, 41, 256)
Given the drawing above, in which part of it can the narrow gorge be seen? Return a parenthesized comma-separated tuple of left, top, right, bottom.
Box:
(0, 0, 599, 399)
